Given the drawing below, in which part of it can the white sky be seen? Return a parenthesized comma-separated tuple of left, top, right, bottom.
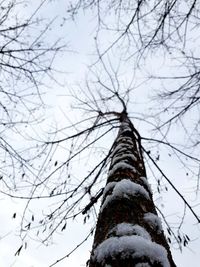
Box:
(0, 1, 200, 266)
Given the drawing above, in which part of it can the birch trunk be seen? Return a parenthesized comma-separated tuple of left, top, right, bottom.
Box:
(89, 114, 176, 267)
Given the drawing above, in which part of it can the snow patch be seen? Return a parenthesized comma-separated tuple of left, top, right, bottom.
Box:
(111, 144, 134, 157)
(109, 223, 151, 240)
(121, 121, 131, 129)
(113, 147, 133, 156)
(92, 235, 170, 267)
(135, 263, 151, 267)
(116, 136, 133, 144)
(101, 179, 150, 211)
(103, 182, 117, 198)
(140, 176, 152, 194)
(120, 124, 132, 133)
(116, 140, 133, 148)
(111, 153, 137, 166)
(144, 212, 162, 233)
(108, 162, 137, 177)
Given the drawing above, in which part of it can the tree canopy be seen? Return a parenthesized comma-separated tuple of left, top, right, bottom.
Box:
(0, 0, 200, 266)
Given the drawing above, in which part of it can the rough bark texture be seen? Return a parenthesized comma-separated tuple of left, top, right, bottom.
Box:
(89, 114, 176, 267)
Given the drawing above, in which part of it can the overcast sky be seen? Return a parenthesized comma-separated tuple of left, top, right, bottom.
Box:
(0, 1, 200, 266)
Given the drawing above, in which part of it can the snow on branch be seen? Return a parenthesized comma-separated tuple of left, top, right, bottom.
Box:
(101, 179, 150, 211)
(92, 235, 170, 267)
(119, 122, 132, 134)
(144, 212, 163, 234)
(108, 162, 138, 177)
(116, 136, 133, 144)
(135, 263, 151, 267)
(140, 176, 152, 194)
(102, 182, 117, 198)
(111, 143, 134, 156)
(111, 153, 137, 166)
(108, 223, 151, 240)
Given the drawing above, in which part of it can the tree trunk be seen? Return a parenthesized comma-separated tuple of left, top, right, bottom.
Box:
(89, 114, 176, 267)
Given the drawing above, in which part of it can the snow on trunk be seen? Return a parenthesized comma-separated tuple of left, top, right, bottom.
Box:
(89, 115, 176, 267)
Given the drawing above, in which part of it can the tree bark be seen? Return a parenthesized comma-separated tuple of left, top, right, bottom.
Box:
(89, 114, 176, 267)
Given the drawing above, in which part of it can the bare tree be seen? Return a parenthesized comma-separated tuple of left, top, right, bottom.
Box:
(67, 0, 200, 56)
(1, 1, 200, 266)
(66, 0, 200, 147)
(0, 0, 64, 189)
(88, 108, 176, 266)
(6, 64, 199, 266)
